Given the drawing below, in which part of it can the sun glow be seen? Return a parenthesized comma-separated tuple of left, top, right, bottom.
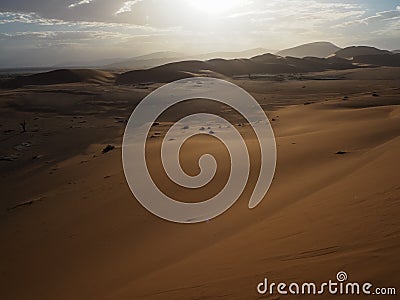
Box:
(187, 0, 247, 14)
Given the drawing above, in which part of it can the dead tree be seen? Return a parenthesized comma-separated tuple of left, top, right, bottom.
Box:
(20, 120, 27, 133)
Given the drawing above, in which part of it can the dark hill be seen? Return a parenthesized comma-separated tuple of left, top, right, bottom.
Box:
(1, 69, 114, 89)
(335, 46, 391, 59)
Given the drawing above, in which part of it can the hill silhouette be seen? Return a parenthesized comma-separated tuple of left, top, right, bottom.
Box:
(1, 69, 115, 88)
(353, 54, 400, 67)
(335, 46, 392, 59)
(3, 44, 400, 87)
(117, 54, 356, 84)
(276, 42, 341, 58)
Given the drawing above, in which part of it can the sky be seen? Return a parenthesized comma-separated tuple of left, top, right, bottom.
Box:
(0, 0, 399, 67)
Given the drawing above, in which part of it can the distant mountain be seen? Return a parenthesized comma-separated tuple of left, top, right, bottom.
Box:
(128, 51, 185, 61)
(251, 53, 281, 63)
(392, 50, 400, 54)
(53, 58, 122, 68)
(105, 52, 186, 70)
(117, 54, 356, 85)
(106, 57, 182, 70)
(106, 49, 271, 70)
(5, 43, 400, 88)
(276, 42, 341, 58)
(335, 46, 392, 59)
(194, 48, 271, 60)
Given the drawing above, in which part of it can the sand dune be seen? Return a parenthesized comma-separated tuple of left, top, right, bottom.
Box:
(3, 45, 400, 88)
(353, 53, 400, 67)
(117, 69, 195, 84)
(1, 69, 115, 89)
(0, 67, 399, 299)
(116, 55, 356, 85)
(307, 66, 400, 81)
(335, 46, 392, 59)
(276, 41, 341, 58)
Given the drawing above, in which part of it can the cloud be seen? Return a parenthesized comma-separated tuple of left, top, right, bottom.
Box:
(115, 0, 144, 15)
(361, 9, 400, 24)
(0, 11, 68, 25)
(0, 11, 162, 31)
(337, 6, 400, 27)
(68, 0, 95, 9)
(227, 0, 364, 24)
(0, 0, 134, 24)
(0, 30, 129, 41)
(0, 0, 399, 67)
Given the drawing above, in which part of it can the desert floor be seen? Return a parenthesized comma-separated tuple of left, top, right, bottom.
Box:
(0, 67, 399, 299)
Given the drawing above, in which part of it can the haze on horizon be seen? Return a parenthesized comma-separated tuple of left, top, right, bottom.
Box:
(0, 0, 399, 68)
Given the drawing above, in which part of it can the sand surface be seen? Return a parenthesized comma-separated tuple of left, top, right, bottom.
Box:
(0, 67, 399, 299)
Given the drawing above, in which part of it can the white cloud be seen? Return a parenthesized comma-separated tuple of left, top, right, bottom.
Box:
(0, 12, 68, 25)
(227, 0, 364, 23)
(360, 9, 400, 24)
(68, 0, 94, 8)
(115, 0, 144, 15)
(0, 11, 160, 31)
(0, 31, 130, 41)
(68, 0, 95, 9)
(337, 6, 400, 27)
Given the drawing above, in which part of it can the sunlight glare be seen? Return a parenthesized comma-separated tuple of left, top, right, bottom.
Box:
(187, 0, 247, 14)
